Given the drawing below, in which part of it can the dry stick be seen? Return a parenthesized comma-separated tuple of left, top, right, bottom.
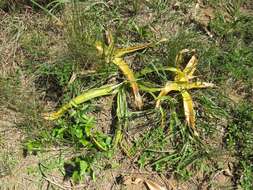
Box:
(42, 176, 68, 190)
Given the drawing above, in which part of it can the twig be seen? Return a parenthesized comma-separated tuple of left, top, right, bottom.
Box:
(43, 176, 68, 190)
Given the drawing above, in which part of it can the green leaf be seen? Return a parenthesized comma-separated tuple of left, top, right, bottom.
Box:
(72, 171, 81, 183)
(75, 128, 83, 138)
(85, 124, 92, 137)
(79, 160, 88, 176)
(79, 139, 90, 147)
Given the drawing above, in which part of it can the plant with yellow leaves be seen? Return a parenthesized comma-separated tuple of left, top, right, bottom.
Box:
(43, 30, 166, 121)
(95, 30, 167, 109)
(155, 49, 215, 135)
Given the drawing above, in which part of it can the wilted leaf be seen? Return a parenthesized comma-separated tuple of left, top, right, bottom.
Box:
(183, 54, 198, 79)
(192, 3, 215, 38)
(156, 82, 179, 108)
(181, 90, 195, 131)
(186, 81, 215, 89)
(113, 87, 128, 148)
(154, 49, 215, 133)
(114, 43, 153, 58)
(175, 49, 190, 68)
(113, 58, 143, 109)
(95, 30, 167, 109)
(44, 83, 121, 120)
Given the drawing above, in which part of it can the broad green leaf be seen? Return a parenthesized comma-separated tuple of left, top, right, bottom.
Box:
(85, 124, 92, 137)
(72, 171, 81, 183)
(75, 128, 83, 138)
(79, 160, 88, 176)
(79, 139, 89, 147)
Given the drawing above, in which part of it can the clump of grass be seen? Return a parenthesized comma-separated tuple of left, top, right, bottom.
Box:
(225, 103, 253, 189)
(0, 0, 56, 12)
(64, 1, 105, 69)
(0, 75, 47, 137)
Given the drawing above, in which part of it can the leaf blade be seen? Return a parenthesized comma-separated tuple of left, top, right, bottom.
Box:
(44, 84, 120, 120)
(113, 58, 143, 109)
(181, 90, 196, 132)
(156, 82, 179, 108)
(183, 54, 198, 79)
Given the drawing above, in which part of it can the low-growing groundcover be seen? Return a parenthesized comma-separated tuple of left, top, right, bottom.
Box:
(0, 0, 253, 189)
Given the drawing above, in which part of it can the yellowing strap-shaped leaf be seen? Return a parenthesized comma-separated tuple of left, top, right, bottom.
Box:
(174, 70, 187, 82)
(113, 57, 143, 109)
(156, 82, 179, 108)
(181, 90, 196, 131)
(114, 38, 168, 58)
(44, 84, 121, 120)
(114, 43, 153, 58)
(106, 30, 114, 46)
(174, 81, 215, 90)
(95, 41, 104, 55)
(156, 81, 214, 109)
(175, 49, 190, 68)
(183, 55, 198, 79)
(136, 66, 180, 78)
(186, 81, 215, 89)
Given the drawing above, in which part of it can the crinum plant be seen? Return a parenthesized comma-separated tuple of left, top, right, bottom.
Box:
(95, 30, 167, 109)
(155, 49, 215, 135)
(44, 30, 166, 120)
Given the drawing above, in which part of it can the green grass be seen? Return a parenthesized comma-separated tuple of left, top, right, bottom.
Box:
(0, 0, 253, 189)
